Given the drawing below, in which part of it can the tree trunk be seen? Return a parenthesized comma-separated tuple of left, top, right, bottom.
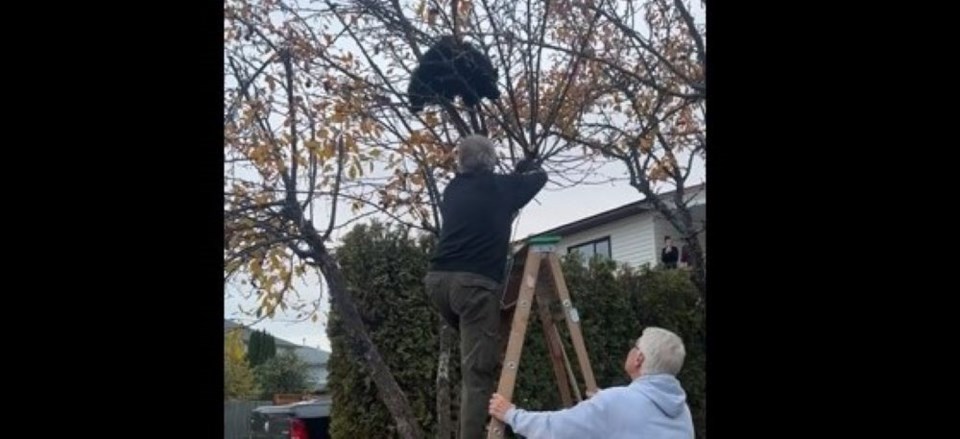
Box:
(312, 245, 426, 439)
(681, 233, 706, 297)
(436, 323, 455, 439)
(668, 196, 706, 298)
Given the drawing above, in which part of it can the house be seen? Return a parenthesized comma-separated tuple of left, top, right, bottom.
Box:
(520, 184, 706, 269)
(224, 319, 330, 391)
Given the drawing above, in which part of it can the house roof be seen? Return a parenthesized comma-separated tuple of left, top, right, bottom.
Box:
(224, 319, 298, 349)
(523, 183, 705, 239)
(224, 319, 329, 365)
(294, 346, 330, 365)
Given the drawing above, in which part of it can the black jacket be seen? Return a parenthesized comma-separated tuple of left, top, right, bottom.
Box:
(430, 162, 547, 283)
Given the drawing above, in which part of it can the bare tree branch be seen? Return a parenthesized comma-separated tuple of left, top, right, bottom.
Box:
(322, 134, 347, 242)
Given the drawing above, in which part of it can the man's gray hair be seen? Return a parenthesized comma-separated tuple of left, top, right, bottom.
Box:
(636, 327, 686, 376)
(457, 135, 498, 173)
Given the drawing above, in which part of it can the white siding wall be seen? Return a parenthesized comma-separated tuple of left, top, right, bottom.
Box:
(308, 365, 328, 389)
(547, 187, 706, 269)
(557, 213, 658, 268)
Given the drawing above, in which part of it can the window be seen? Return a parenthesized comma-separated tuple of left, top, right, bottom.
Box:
(567, 237, 612, 263)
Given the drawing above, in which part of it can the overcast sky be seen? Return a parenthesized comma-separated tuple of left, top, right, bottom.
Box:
(224, 1, 706, 352)
(224, 160, 704, 351)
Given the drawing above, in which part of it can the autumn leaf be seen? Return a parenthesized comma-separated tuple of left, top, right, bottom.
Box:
(345, 133, 357, 151)
(304, 139, 323, 154)
(424, 111, 439, 127)
(250, 259, 263, 277)
(639, 133, 654, 153)
(360, 119, 374, 135)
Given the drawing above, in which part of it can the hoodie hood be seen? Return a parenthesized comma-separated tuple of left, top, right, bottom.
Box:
(632, 374, 688, 418)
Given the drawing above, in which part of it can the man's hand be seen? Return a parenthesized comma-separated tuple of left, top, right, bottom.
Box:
(488, 393, 515, 422)
(513, 157, 540, 174)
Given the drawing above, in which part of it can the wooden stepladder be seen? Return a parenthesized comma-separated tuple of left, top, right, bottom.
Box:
(486, 236, 598, 439)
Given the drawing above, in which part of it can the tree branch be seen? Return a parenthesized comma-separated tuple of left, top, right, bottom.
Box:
(673, 0, 705, 66)
(281, 49, 300, 200)
(322, 134, 347, 242)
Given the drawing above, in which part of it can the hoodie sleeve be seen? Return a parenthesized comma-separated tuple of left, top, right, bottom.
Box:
(499, 163, 547, 211)
(504, 391, 610, 439)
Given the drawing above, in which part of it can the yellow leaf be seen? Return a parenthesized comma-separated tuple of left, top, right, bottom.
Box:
(304, 140, 322, 154)
(408, 131, 422, 145)
(225, 329, 247, 363)
(332, 103, 348, 123)
(360, 119, 373, 135)
(639, 132, 655, 153)
(322, 140, 336, 160)
(424, 112, 439, 127)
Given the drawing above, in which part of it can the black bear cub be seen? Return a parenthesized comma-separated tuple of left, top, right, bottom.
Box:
(407, 36, 500, 114)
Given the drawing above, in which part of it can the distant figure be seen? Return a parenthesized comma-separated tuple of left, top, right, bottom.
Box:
(679, 245, 690, 268)
(660, 236, 679, 269)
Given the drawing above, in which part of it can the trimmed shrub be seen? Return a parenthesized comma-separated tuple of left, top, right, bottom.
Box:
(327, 223, 706, 438)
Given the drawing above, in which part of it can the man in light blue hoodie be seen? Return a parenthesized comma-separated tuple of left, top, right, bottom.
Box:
(488, 327, 695, 438)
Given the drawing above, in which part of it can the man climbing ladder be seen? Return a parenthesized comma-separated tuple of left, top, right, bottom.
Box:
(424, 134, 547, 439)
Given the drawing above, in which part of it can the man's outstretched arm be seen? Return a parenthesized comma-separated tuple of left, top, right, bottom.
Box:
(489, 392, 607, 439)
(508, 158, 547, 210)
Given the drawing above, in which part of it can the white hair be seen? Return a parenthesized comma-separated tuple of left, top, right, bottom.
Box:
(456, 135, 498, 173)
(636, 327, 686, 376)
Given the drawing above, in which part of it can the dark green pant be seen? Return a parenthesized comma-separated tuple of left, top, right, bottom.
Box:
(424, 271, 501, 439)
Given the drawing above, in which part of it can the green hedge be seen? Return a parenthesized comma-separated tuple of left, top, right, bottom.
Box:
(326, 223, 449, 438)
(327, 222, 706, 438)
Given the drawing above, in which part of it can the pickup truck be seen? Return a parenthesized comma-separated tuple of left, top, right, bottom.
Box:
(248, 397, 331, 439)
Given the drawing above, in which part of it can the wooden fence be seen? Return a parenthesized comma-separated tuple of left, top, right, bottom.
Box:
(224, 400, 271, 439)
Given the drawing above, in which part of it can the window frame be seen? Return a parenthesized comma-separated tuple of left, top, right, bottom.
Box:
(566, 236, 613, 262)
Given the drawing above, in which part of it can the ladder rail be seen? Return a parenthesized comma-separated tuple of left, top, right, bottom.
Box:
(486, 242, 597, 438)
(546, 253, 598, 394)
